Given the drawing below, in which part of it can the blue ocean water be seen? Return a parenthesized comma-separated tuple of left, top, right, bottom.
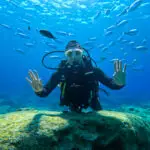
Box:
(0, 0, 150, 112)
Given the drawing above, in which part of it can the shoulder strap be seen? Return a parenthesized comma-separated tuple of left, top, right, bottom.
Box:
(82, 55, 93, 70)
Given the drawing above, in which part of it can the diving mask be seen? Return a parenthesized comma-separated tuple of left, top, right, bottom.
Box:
(65, 48, 83, 58)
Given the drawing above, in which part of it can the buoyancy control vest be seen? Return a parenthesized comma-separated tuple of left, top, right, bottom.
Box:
(58, 56, 99, 108)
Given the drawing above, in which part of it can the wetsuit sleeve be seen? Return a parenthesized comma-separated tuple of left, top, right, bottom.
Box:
(93, 67, 125, 89)
(35, 71, 61, 97)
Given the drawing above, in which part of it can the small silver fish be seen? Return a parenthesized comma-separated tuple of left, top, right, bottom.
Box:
(55, 31, 73, 36)
(0, 23, 11, 29)
(97, 44, 105, 49)
(124, 29, 138, 36)
(101, 47, 108, 52)
(117, 36, 124, 42)
(106, 25, 116, 31)
(135, 46, 148, 51)
(116, 20, 128, 27)
(24, 43, 34, 47)
(16, 32, 30, 39)
(92, 11, 101, 22)
(108, 41, 115, 47)
(10, 1, 18, 7)
(88, 37, 97, 41)
(68, 32, 75, 36)
(141, 38, 147, 44)
(15, 49, 25, 54)
(22, 19, 31, 24)
(121, 39, 129, 44)
(141, 2, 150, 7)
(105, 31, 113, 36)
(55, 39, 64, 44)
(128, 41, 135, 45)
(83, 41, 94, 46)
(94, 10, 101, 19)
(117, 6, 129, 17)
(132, 59, 137, 65)
(7, 10, 15, 14)
(127, 0, 143, 12)
(17, 28, 23, 32)
(45, 42, 57, 49)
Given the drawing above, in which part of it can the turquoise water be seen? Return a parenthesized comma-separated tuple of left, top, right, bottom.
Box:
(0, 0, 150, 111)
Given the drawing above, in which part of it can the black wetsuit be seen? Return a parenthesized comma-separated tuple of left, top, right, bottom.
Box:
(36, 59, 124, 111)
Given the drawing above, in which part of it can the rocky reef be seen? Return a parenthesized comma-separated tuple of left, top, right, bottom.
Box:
(0, 109, 149, 150)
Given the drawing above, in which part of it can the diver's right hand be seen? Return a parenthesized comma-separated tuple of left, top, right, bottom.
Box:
(26, 69, 43, 93)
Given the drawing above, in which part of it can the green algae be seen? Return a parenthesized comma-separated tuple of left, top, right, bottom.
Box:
(0, 110, 149, 150)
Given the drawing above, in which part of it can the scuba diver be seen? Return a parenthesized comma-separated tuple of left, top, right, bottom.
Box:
(26, 40, 127, 113)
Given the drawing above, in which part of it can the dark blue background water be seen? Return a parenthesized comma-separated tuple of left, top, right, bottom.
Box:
(0, 0, 150, 110)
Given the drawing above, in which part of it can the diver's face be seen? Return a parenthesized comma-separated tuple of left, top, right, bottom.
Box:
(65, 48, 83, 64)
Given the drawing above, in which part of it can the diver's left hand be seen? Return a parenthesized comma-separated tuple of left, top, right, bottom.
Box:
(113, 59, 127, 86)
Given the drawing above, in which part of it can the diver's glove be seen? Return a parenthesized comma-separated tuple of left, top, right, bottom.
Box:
(26, 69, 43, 92)
(113, 59, 127, 86)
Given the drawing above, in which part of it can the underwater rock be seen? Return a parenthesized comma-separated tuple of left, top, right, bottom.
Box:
(0, 110, 149, 150)
(16, 107, 35, 112)
(117, 105, 150, 116)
